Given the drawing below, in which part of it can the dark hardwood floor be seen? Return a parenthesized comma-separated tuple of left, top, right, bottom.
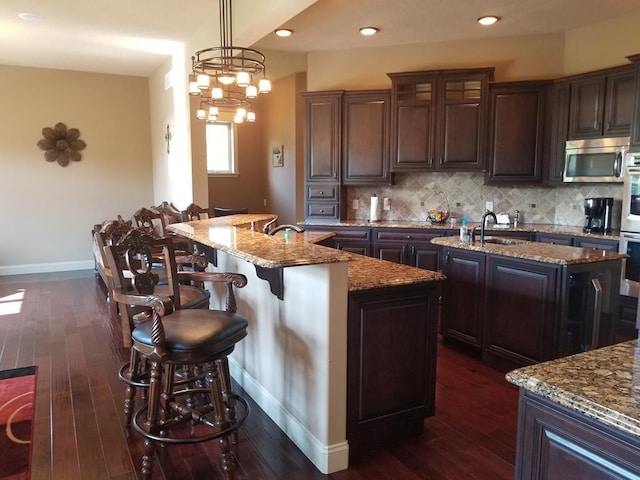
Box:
(0, 270, 519, 479)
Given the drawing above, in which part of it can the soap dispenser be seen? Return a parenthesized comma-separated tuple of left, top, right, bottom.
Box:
(460, 216, 469, 243)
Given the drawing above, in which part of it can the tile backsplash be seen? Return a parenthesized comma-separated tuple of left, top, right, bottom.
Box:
(347, 172, 623, 229)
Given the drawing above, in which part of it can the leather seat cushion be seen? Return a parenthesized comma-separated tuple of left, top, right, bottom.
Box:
(131, 309, 248, 354)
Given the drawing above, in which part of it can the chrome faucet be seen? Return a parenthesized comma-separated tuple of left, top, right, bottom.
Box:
(476, 211, 497, 244)
(266, 224, 306, 235)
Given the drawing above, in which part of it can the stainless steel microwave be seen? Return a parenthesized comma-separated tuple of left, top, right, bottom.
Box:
(563, 137, 629, 183)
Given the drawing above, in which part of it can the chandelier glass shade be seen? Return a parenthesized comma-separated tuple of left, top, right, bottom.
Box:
(190, 0, 271, 123)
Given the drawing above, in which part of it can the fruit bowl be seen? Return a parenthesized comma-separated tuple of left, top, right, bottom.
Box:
(427, 210, 450, 223)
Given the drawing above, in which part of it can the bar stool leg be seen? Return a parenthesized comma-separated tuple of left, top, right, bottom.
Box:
(207, 363, 236, 479)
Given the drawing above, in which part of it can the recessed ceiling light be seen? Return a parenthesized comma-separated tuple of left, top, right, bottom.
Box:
(18, 12, 42, 22)
(275, 28, 293, 37)
(477, 15, 500, 26)
(359, 26, 379, 36)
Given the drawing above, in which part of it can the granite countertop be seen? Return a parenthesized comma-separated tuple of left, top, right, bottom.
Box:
(506, 340, 640, 438)
(430, 236, 626, 265)
(301, 220, 620, 241)
(168, 217, 445, 291)
(168, 216, 352, 269)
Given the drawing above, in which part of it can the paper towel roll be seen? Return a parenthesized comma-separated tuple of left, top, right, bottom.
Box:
(370, 196, 379, 222)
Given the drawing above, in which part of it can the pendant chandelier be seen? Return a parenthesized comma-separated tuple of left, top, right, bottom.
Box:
(189, 0, 271, 123)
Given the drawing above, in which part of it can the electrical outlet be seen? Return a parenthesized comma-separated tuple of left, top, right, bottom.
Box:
(383, 197, 390, 210)
(420, 201, 425, 207)
(352, 199, 359, 210)
(485, 201, 494, 211)
(263, 198, 267, 207)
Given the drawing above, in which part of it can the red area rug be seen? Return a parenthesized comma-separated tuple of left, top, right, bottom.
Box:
(0, 366, 37, 480)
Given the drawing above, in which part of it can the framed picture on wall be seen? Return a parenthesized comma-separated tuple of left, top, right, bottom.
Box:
(272, 146, 283, 167)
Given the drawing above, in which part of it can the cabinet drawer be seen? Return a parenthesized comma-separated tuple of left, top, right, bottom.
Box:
(307, 184, 339, 201)
(333, 228, 371, 241)
(375, 229, 441, 243)
(306, 202, 339, 219)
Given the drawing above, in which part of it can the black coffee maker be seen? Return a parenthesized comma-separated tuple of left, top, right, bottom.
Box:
(584, 197, 613, 233)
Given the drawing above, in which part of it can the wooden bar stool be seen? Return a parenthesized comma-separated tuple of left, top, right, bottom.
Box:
(105, 230, 250, 479)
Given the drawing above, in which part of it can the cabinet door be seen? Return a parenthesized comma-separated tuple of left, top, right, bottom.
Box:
(547, 81, 570, 184)
(342, 90, 391, 185)
(603, 69, 635, 137)
(437, 77, 487, 171)
(486, 82, 548, 185)
(441, 248, 486, 347)
(411, 245, 441, 271)
(483, 257, 558, 368)
(374, 244, 407, 263)
(516, 391, 640, 480)
(303, 91, 343, 181)
(569, 75, 606, 139)
(333, 227, 372, 257)
(389, 75, 436, 171)
(347, 284, 438, 454)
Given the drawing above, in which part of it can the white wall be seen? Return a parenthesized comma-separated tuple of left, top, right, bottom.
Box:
(0, 65, 153, 275)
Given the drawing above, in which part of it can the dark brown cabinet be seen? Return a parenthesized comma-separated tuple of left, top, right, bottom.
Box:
(515, 390, 640, 480)
(568, 65, 635, 139)
(573, 236, 618, 251)
(546, 80, 571, 184)
(629, 54, 640, 150)
(485, 81, 549, 185)
(535, 232, 573, 246)
(303, 91, 345, 221)
(373, 229, 446, 271)
(483, 256, 557, 368)
(331, 227, 372, 256)
(439, 243, 621, 369)
(347, 283, 438, 457)
(388, 68, 494, 172)
(342, 90, 391, 185)
(440, 247, 486, 347)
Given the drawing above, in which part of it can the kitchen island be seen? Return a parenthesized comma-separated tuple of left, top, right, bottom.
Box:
(506, 340, 640, 479)
(431, 236, 625, 370)
(168, 215, 444, 473)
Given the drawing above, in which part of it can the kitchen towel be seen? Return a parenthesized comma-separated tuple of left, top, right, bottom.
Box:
(370, 195, 379, 222)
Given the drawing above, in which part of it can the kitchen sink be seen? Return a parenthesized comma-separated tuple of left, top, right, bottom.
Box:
(481, 236, 527, 246)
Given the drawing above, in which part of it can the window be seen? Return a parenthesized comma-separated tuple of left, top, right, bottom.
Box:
(206, 121, 236, 174)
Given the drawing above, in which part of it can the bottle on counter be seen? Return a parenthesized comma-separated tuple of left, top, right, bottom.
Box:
(514, 210, 520, 227)
(460, 216, 469, 243)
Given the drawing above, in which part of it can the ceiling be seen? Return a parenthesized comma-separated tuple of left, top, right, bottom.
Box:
(1, 0, 640, 77)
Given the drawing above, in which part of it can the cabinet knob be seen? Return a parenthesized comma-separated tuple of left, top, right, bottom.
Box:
(406, 235, 411, 239)
(320, 209, 324, 213)
(319, 191, 324, 195)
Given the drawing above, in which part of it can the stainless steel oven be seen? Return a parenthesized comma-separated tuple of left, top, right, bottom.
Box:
(619, 153, 640, 297)
(621, 155, 640, 233)
(619, 232, 640, 298)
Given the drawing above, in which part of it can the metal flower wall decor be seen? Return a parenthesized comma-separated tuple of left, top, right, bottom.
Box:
(37, 122, 86, 166)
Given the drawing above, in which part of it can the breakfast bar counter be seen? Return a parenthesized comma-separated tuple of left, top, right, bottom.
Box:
(168, 215, 444, 472)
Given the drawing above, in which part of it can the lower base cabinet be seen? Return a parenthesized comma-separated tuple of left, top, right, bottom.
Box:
(347, 283, 439, 458)
(441, 246, 621, 370)
(516, 390, 640, 479)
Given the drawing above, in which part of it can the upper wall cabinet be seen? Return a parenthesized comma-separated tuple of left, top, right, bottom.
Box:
(388, 68, 494, 173)
(303, 91, 344, 183)
(546, 80, 571, 184)
(568, 64, 635, 139)
(485, 81, 550, 185)
(629, 54, 640, 150)
(342, 90, 392, 185)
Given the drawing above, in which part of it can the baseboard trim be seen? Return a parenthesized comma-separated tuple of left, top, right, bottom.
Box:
(0, 260, 94, 276)
(229, 358, 349, 474)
